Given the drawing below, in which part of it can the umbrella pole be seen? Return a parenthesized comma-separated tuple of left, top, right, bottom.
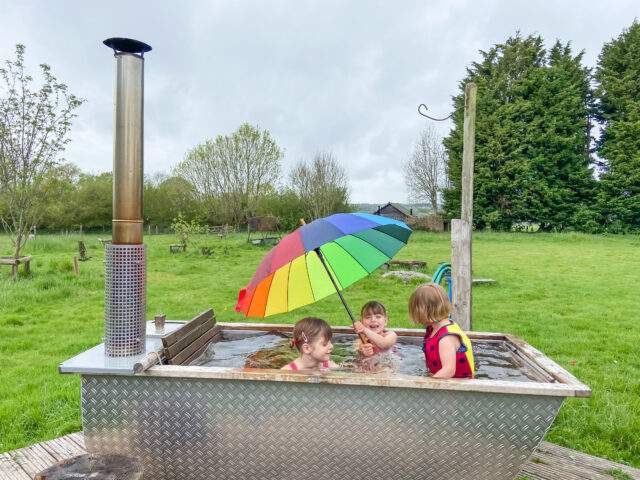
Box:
(315, 248, 369, 344)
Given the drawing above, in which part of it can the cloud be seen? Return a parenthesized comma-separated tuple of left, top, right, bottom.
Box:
(1, 0, 638, 202)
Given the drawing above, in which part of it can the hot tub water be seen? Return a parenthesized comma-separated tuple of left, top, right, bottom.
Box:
(191, 332, 542, 381)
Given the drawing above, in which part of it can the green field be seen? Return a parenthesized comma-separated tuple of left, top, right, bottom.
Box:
(1, 231, 639, 467)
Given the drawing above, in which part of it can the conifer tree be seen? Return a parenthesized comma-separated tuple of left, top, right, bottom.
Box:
(443, 34, 595, 231)
(594, 20, 640, 232)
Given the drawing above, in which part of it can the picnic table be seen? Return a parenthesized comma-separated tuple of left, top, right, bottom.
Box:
(0, 255, 33, 280)
(169, 243, 186, 253)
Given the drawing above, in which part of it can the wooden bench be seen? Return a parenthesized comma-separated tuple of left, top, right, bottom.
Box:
(169, 243, 186, 253)
(380, 260, 427, 271)
(0, 255, 33, 280)
(162, 309, 221, 365)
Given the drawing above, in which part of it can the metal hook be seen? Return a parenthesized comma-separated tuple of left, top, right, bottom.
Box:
(418, 104, 453, 122)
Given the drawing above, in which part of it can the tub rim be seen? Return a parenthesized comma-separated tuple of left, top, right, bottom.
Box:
(137, 322, 591, 398)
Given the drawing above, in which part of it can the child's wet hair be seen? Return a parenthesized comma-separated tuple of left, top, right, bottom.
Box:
(361, 300, 387, 318)
(291, 317, 332, 352)
(408, 283, 451, 326)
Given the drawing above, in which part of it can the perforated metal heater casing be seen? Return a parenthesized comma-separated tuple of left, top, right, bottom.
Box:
(104, 244, 147, 356)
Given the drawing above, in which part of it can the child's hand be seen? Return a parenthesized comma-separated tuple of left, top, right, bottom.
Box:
(359, 343, 375, 357)
(352, 321, 365, 334)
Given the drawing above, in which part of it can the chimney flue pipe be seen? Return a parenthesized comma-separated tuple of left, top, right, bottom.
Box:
(106, 38, 151, 244)
(103, 38, 151, 357)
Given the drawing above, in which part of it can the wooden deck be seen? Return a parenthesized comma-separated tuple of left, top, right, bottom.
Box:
(1, 433, 638, 479)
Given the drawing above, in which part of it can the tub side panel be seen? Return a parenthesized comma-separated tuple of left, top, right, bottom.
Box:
(82, 375, 564, 480)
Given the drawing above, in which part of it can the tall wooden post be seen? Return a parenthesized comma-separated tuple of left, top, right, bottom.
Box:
(461, 83, 477, 224)
(451, 83, 476, 331)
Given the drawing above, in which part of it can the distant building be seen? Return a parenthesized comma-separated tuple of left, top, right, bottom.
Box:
(374, 202, 413, 222)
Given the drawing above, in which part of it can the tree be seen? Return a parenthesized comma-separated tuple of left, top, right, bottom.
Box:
(73, 173, 112, 229)
(258, 187, 306, 232)
(593, 20, 640, 232)
(442, 34, 594, 231)
(144, 173, 200, 228)
(174, 123, 283, 225)
(170, 212, 203, 248)
(0, 45, 84, 257)
(39, 162, 80, 230)
(403, 124, 447, 213)
(289, 151, 351, 221)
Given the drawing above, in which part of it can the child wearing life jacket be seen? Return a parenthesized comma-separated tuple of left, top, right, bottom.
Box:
(281, 317, 338, 370)
(352, 301, 398, 357)
(408, 283, 474, 379)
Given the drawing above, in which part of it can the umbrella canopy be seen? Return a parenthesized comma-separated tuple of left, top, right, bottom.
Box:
(235, 213, 412, 318)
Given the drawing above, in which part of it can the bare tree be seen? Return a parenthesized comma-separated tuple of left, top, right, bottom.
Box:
(0, 45, 84, 259)
(403, 124, 447, 213)
(289, 151, 350, 221)
(174, 123, 283, 225)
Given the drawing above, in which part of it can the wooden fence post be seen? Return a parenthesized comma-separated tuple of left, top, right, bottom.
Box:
(451, 219, 472, 330)
(451, 82, 476, 331)
(73, 256, 79, 275)
(461, 83, 477, 224)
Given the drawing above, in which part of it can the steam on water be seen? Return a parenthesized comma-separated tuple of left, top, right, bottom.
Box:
(191, 332, 542, 382)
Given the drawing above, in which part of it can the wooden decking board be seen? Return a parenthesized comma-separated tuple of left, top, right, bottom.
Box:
(65, 432, 86, 450)
(519, 441, 640, 479)
(0, 453, 31, 480)
(2, 434, 639, 480)
(39, 435, 86, 461)
(6, 443, 56, 478)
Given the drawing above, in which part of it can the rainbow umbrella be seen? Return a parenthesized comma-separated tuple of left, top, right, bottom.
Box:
(235, 213, 412, 323)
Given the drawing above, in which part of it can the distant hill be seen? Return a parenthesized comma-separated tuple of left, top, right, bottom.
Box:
(351, 203, 436, 217)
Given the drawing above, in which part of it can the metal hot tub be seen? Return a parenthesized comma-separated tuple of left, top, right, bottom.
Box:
(67, 36, 590, 480)
(60, 322, 590, 480)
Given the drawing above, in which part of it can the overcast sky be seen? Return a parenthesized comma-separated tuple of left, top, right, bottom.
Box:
(1, 1, 638, 203)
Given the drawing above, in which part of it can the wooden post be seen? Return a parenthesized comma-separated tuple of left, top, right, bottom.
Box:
(74, 256, 79, 275)
(451, 219, 472, 330)
(451, 82, 477, 331)
(461, 83, 477, 224)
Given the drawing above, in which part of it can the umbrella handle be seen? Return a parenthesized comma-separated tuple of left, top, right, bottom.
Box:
(312, 247, 369, 344)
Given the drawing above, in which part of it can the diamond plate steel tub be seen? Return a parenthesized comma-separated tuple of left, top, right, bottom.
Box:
(60, 323, 590, 480)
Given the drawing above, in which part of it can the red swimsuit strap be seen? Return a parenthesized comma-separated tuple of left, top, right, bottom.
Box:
(289, 361, 328, 369)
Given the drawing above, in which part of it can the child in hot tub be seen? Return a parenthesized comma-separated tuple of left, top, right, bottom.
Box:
(409, 283, 474, 378)
(281, 317, 338, 371)
(352, 301, 398, 357)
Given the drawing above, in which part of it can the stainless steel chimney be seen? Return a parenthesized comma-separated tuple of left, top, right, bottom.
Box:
(103, 38, 152, 357)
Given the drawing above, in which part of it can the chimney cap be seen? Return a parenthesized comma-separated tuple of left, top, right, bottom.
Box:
(103, 37, 152, 56)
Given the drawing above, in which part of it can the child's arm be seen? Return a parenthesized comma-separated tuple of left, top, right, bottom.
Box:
(432, 335, 460, 378)
(354, 322, 397, 350)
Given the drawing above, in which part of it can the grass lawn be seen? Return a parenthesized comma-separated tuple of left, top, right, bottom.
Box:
(1, 231, 639, 467)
